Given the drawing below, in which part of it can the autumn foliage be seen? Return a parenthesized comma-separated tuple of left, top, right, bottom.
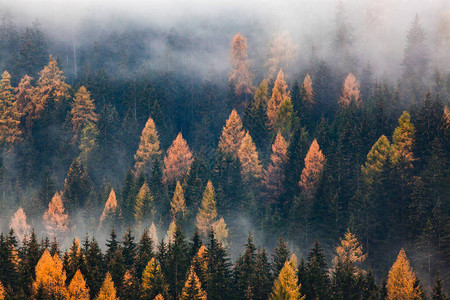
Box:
(387, 249, 421, 300)
(298, 139, 325, 200)
(163, 132, 193, 184)
(229, 32, 253, 96)
(338, 73, 361, 107)
(43, 192, 69, 237)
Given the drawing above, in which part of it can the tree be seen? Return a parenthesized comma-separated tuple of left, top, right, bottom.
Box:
(300, 74, 314, 107)
(79, 121, 99, 165)
(264, 132, 289, 205)
(338, 73, 361, 107)
(361, 135, 391, 186)
(234, 234, 257, 299)
(33, 250, 67, 299)
(228, 33, 253, 97)
(181, 267, 207, 300)
(15, 74, 36, 132)
(273, 97, 294, 139)
(270, 254, 304, 300)
(272, 237, 290, 278)
(0, 71, 21, 149)
(134, 182, 154, 227)
(304, 240, 329, 300)
(43, 192, 69, 237)
(68, 269, 90, 300)
(134, 116, 161, 175)
(206, 229, 232, 300)
(268, 70, 291, 127)
(9, 207, 31, 242)
(332, 230, 366, 271)
(196, 180, 218, 237)
(99, 189, 119, 231)
(0, 281, 4, 300)
(70, 86, 98, 140)
(135, 229, 154, 279)
(163, 132, 193, 184)
(238, 132, 263, 182)
(121, 270, 138, 300)
(212, 217, 229, 248)
(218, 109, 246, 159)
(95, 272, 118, 300)
(267, 32, 297, 79)
(298, 139, 325, 200)
(84, 238, 105, 298)
(141, 258, 169, 300)
(62, 159, 93, 215)
(170, 181, 187, 221)
(15, 23, 48, 78)
(387, 249, 421, 300)
(391, 111, 415, 170)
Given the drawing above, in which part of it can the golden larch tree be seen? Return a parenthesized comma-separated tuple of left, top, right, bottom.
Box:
(264, 132, 289, 204)
(170, 181, 187, 221)
(134, 116, 161, 174)
(134, 182, 154, 226)
(0, 281, 5, 300)
(141, 257, 169, 300)
(70, 86, 98, 140)
(361, 135, 392, 185)
(15, 74, 36, 131)
(33, 249, 67, 299)
(10, 207, 31, 242)
(267, 69, 290, 127)
(212, 217, 229, 248)
(238, 131, 263, 182)
(154, 294, 164, 300)
(298, 139, 325, 200)
(332, 229, 366, 273)
(270, 254, 305, 300)
(229, 32, 253, 96)
(95, 272, 118, 300)
(166, 219, 177, 243)
(267, 31, 297, 79)
(196, 180, 218, 237)
(180, 267, 207, 300)
(391, 111, 415, 170)
(218, 109, 245, 159)
(338, 73, 361, 107)
(387, 249, 421, 300)
(99, 189, 118, 229)
(43, 192, 69, 237)
(68, 269, 90, 300)
(301, 74, 314, 105)
(149, 222, 159, 251)
(163, 132, 193, 184)
(0, 70, 22, 149)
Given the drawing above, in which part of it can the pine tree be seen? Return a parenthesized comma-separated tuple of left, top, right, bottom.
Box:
(71, 86, 98, 140)
(43, 192, 69, 237)
(95, 272, 118, 300)
(166, 224, 190, 299)
(298, 139, 325, 200)
(234, 234, 257, 299)
(141, 257, 169, 300)
(431, 272, 444, 300)
(238, 132, 263, 182)
(272, 237, 290, 277)
(270, 254, 304, 300)
(163, 132, 194, 184)
(228, 33, 253, 97)
(122, 228, 136, 269)
(108, 248, 126, 292)
(304, 240, 329, 300)
(9, 207, 31, 242)
(218, 109, 246, 159)
(181, 267, 207, 300)
(206, 229, 232, 300)
(134, 116, 161, 175)
(0, 71, 21, 149)
(264, 132, 289, 206)
(170, 181, 187, 221)
(243, 79, 269, 149)
(268, 70, 291, 127)
(68, 269, 90, 300)
(66, 238, 84, 284)
(387, 249, 421, 300)
(134, 182, 154, 227)
(338, 73, 361, 107)
(99, 189, 119, 231)
(135, 229, 154, 279)
(196, 180, 218, 237)
(62, 159, 93, 215)
(85, 238, 105, 298)
(253, 248, 273, 300)
(361, 135, 392, 186)
(33, 250, 67, 299)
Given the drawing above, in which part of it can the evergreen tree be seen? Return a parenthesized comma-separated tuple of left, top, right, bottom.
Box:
(140, 258, 169, 300)
(122, 228, 136, 270)
(65, 238, 84, 284)
(85, 238, 105, 298)
(299, 139, 325, 200)
(253, 248, 273, 300)
(234, 234, 257, 300)
(304, 240, 329, 300)
(166, 223, 190, 299)
(181, 267, 207, 300)
(62, 159, 93, 215)
(135, 229, 154, 279)
(121, 270, 139, 300)
(272, 236, 290, 277)
(206, 229, 232, 300)
(243, 79, 269, 150)
(268, 70, 290, 128)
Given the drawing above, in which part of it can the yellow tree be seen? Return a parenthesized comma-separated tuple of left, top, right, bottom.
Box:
(218, 109, 245, 159)
(9, 207, 31, 242)
(298, 139, 325, 200)
(141, 257, 169, 300)
(212, 217, 229, 247)
(229, 32, 253, 96)
(0, 71, 22, 149)
(15, 74, 36, 131)
(70, 86, 98, 140)
(332, 229, 366, 273)
(163, 132, 193, 184)
(170, 181, 187, 221)
(33, 249, 67, 299)
(99, 189, 118, 230)
(134, 116, 161, 174)
(264, 132, 289, 204)
(267, 70, 290, 127)
(338, 73, 361, 107)
(134, 182, 154, 226)
(43, 192, 69, 237)
(267, 31, 297, 79)
(238, 132, 263, 182)
(0, 281, 4, 300)
(270, 254, 304, 300)
(196, 180, 218, 237)
(391, 111, 415, 170)
(301, 74, 314, 106)
(95, 272, 118, 300)
(68, 269, 90, 300)
(180, 267, 207, 300)
(361, 135, 392, 186)
(387, 249, 421, 300)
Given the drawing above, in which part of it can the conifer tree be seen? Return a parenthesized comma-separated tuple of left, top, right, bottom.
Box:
(62, 159, 93, 215)
(192, 245, 208, 286)
(387, 249, 421, 300)
(212, 217, 229, 248)
(300, 74, 314, 107)
(121, 270, 139, 299)
(43, 192, 69, 237)
(304, 240, 329, 300)
(273, 97, 294, 138)
(361, 135, 392, 186)
(196, 180, 218, 237)
(170, 181, 187, 221)
(0, 71, 21, 149)
(70, 86, 98, 140)
(66, 238, 84, 284)
(15, 74, 37, 132)
(33, 250, 67, 299)
(254, 248, 273, 300)
(218, 109, 246, 159)
(229, 33, 253, 97)
(141, 257, 169, 300)
(85, 238, 105, 298)
(163, 132, 194, 184)
(135, 229, 154, 279)
(122, 228, 136, 269)
(149, 222, 159, 252)
(238, 132, 263, 182)
(181, 267, 207, 300)
(9, 207, 31, 242)
(0, 281, 4, 300)
(298, 139, 325, 200)
(264, 132, 289, 205)
(206, 229, 232, 300)
(338, 73, 361, 107)
(68, 269, 90, 300)
(134, 116, 161, 175)
(270, 254, 304, 300)
(95, 272, 118, 300)
(267, 32, 297, 79)
(272, 237, 290, 277)
(392, 111, 415, 169)
(234, 234, 257, 299)
(134, 182, 154, 226)
(268, 70, 291, 127)
(99, 189, 119, 230)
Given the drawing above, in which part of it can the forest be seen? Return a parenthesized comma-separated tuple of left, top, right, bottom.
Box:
(0, 0, 449, 299)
